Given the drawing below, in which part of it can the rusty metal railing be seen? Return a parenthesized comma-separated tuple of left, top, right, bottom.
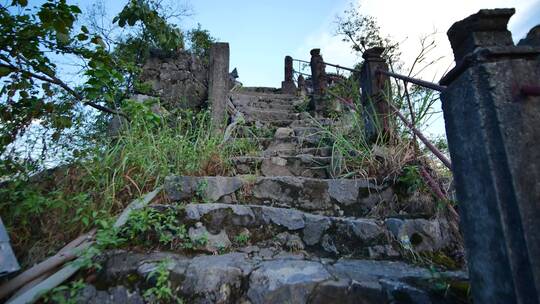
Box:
(290, 56, 452, 170)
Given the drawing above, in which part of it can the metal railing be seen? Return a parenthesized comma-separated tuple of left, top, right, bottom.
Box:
(289, 55, 452, 170)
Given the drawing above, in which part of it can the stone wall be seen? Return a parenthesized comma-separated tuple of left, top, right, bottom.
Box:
(139, 50, 209, 110)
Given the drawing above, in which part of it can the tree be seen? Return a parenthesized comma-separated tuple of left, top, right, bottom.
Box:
(187, 23, 216, 61)
(335, 4, 401, 68)
(0, 0, 126, 173)
(0, 0, 189, 176)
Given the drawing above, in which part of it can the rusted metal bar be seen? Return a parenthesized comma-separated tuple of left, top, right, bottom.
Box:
(293, 70, 311, 78)
(377, 69, 447, 92)
(388, 102, 452, 169)
(419, 166, 447, 201)
(322, 61, 359, 73)
(521, 85, 540, 96)
(403, 80, 418, 149)
(292, 58, 311, 65)
(295, 57, 446, 92)
(293, 58, 361, 73)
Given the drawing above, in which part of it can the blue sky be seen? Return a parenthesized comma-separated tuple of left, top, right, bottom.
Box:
(68, 0, 539, 88)
(62, 0, 537, 138)
(180, 0, 351, 87)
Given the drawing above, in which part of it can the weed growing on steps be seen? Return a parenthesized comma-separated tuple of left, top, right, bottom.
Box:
(309, 108, 416, 182)
(0, 108, 261, 266)
(43, 279, 86, 304)
(234, 232, 250, 246)
(143, 259, 184, 304)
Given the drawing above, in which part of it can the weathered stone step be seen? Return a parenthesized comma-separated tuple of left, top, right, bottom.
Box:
(174, 203, 454, 257)
(165, 175, 391, 217)
(231, 91, 299, 101)
(234, 103, 296, 112)
(242, 109, 300, 122)
(292, 126, 326, 137)
(261, 146, 333, 157)
(235, 135, 329, 152)
(230, 95, 300, 111)
(83, 250, 467, 304)
(230, 155, 331, 178)
(276, 118, 333, 128)
(234, 125, 326, 142)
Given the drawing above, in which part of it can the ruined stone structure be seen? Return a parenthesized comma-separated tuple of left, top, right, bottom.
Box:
(208, 43, 230, 131)
(281, 56, 297, 94)
(30, 7, 540, 303)
(360, 47, 393, 141)
(71, 85, 466, 303)
(139, 50, 209, 110)
(309, 48, 327, 113)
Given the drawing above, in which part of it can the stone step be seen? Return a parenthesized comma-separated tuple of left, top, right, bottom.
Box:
(232, 135, 329, 152)
(231, 91, 299, 101)
(238, 118, 332, 128)
(242, 109, 300, 122)
(83, 250, 467, 304)
(230, 155, 331, 178)
(234, 103, 296, 112)
(261, 146, 333, 157)
(292, 126, 326, 137)
(231, 95, 298, 107)
(155, 203, 453, 259)
(165, 175, 391, 217)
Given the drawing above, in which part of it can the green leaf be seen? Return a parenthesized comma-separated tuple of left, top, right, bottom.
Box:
(76, 33, 88, 41)
(70, 5, 82, 14)
(0, 67, 12, 77)
(80, 26, 89, 34)
(90, 36, 105, 47)
(11, 0, 28, 7)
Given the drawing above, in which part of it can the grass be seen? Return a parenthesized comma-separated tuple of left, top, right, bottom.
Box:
(311, 105, 416, 182)
(0, 108, 261, 266)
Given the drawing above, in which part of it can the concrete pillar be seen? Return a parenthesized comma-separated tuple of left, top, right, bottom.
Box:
(360, 47, 393, 141)
(208, 42, 230, 132)
(281, 56, 296, 94)
(309, 48, 327, 113)
(440, 9, 540, 304)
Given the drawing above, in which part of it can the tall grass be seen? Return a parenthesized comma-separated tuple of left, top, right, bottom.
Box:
(0, 109, 252, 265)
(312, 100, 415, 182)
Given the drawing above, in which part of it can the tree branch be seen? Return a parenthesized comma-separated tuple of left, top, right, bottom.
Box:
(0, 62, 128, 119)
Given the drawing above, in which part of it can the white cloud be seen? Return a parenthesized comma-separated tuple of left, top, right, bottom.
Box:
(295, 0, 538, 137)
(297, 0, 538, 78)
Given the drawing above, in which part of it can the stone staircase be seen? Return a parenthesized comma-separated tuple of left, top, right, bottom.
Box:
(78, 90, 466, 303)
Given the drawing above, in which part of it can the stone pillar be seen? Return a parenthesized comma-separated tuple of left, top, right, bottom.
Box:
(309, 49, 327, 113)
(281, 56, 297, 94)
(360, 47, 393, 141)
(297, 74, 306, 96)
(208, 42, 230, 132)
(439, 9, 540, 304)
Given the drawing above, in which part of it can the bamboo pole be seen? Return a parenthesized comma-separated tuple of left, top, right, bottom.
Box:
(2, 187, 162, 303)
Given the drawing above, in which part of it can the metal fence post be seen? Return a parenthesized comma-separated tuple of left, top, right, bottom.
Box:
(208, 42, 230, 132)
(440, 9, 540, 303)
(281, 55, 297, 94)
(360, 47, 393, 141)
(309, 48, 327, 113)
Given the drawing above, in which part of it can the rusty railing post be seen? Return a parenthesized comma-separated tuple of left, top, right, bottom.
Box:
(440, 9, 540, 303)
(360, 47, 393, 141)
(309, 48, 327, 113)
(281, 55, 297, 95)
(208, 42, 230, 132)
